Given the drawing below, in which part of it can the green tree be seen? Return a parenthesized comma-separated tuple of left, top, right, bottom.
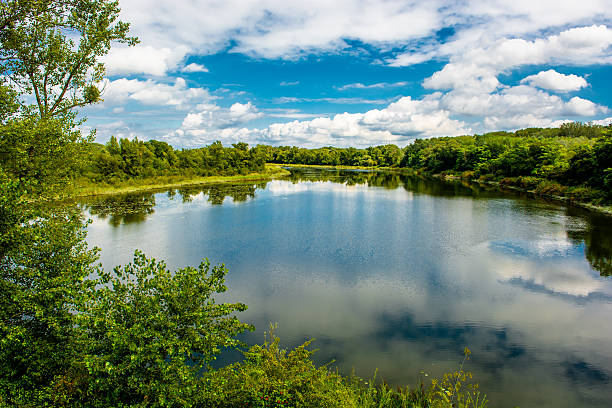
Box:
(0, 0, 137, 120)
(1, 2, 258, 407)
(0, 172, 100, 406)
(81, 252, 253, 407)
(0, 0, 136, 404)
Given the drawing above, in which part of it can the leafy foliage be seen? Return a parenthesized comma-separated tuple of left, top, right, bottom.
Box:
(75, 137, 268, 185)
(74, 252, 252, 407)
(0, 0, 137, 120)
(261, 123, 612, 204)
(198, 324, 357, 408)
(196, 326, 488, 408)
(0, 173, 99, 406)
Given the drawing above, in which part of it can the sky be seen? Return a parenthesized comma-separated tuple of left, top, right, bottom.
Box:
(82, 0, 612, 148)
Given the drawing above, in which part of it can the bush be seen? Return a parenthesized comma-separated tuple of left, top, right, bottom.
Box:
(197, 324, 357, 408)
(79, 252, 253, 407)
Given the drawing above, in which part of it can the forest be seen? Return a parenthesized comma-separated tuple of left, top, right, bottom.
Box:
(265, 122, 612, 205)
(76, 137, 268, 182)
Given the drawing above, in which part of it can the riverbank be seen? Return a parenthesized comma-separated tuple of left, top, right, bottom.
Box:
(70, 165, 291, 197)
(434, 173, 612, 217)
(278, 163, 612, 217)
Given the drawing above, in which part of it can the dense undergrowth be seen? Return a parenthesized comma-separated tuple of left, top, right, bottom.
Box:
(196, 326, 488, 408)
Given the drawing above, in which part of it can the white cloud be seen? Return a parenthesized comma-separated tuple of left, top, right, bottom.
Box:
(94, 2, 612, 143)
(166, 94, 469, 148)
(89, 120, 142, 142)
(266, 108, 322, 119)
(520, 70, 588, 92)
(103, 45, 188, 76)
(106, 0, 446, 75)
(182, 63, 209, 73)
(441, 85, 607, 119)
(275, 96, 393, 105)
(422, 25, 612, 93)
(336, 82, 409, 91)
(565, 96, 602, 116)
(593, 117, 612, 126)
(166, 101, 263, 146)
(410, 24, 612, 131)
(229, 102, 262, 123)
(104, 1, 612, 78)
(386, 51, 437, 67)
(101, 77, 213, 108)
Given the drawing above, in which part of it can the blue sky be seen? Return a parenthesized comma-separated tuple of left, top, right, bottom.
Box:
(82, 0, 612, 148)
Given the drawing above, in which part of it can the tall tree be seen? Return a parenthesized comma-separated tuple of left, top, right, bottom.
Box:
(0, 1, 136, 405)
(0, 0, 137, 121)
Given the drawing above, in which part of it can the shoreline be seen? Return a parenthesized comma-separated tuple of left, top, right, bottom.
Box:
(434, 174, 612, 217)
(69, 165, 291, 198)
(68, 163, 612, 217)
(278, 163, 612, 217)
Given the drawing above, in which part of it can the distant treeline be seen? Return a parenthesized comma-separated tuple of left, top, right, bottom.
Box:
(264, 122, 612, 203)
(78, 122, 611, 203)
(76, 137, 268, 184)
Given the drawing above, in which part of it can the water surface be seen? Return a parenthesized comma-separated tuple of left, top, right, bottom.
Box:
(84, 168, 612, 408)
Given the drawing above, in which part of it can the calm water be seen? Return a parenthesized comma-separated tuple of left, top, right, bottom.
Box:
(84, 168, 612, 408)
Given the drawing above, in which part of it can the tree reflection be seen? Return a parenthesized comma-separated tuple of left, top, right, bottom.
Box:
(287, 168, 405, 189)
(82, 168, 612, 277)
(287, 167, 612, 278)
(84, 193, 156, 227)
(286, 167, 498, 198)
(566, 211, 612, 277)
(177, 182, 265, 205)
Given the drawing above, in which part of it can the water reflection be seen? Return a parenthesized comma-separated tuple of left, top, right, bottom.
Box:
(565, 210, 612, 277)
(84, 170, 612, 278)
(83, 182, 267, 226)
(84, 168, 612, 408)
(177, 182, 265, 205)
(85, 193, 156, 226)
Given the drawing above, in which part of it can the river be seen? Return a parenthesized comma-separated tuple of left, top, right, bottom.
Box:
(84, 167, 612, 408)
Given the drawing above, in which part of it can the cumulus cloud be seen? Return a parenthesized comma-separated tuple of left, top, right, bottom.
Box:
(105, 1, 612, 77)
(593, 117, 612, 126)
(103, 45, 188, 76)
(166, 95, 469, 148)
(422, 25, 612, 93)
(165, 101, 263, 146)
(440, 85, 607, 121)
(94, 2, 612, 145)
(336, 82, 409, 91)
(520, 70, 588, 92)
(106, 0, 446, 75)
(101, 77, 213, 108)
(182, 63, 209, 73)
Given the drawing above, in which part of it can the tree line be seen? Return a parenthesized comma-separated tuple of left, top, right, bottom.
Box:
(255, 122, 610, 204)
(75, 138, 268, 184)
(81, 121, 611, 204)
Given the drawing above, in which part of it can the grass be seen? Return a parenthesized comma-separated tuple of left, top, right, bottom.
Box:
(196, 325, 489, 408)
(69, 165, 291, 198)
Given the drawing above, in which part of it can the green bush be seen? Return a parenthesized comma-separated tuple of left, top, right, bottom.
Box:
(197, 324, 358, 408)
